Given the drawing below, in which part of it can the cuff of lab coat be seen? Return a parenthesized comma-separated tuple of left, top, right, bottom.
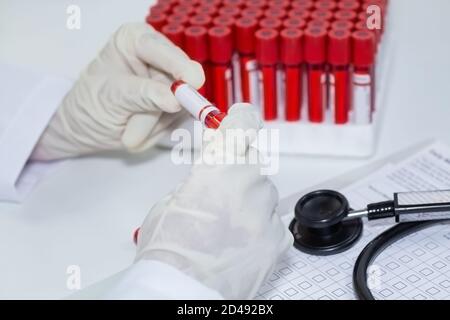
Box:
(104, 260, 223, 300)
(0, 75, 73, 202)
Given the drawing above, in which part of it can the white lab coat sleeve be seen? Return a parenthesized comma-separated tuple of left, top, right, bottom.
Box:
(104, 260, 223, 300)
(0, 64, 73, 202)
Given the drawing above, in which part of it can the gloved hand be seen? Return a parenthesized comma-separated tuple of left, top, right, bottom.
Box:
(31, 23, 204, 161)
(135, 103, 293, 299)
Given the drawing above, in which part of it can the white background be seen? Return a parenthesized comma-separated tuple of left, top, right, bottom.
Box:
(0, 0, 449, 299)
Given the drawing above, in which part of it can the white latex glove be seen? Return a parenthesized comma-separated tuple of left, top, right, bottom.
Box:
(135, 103, 293, 299)
(31, 23, 204, 161)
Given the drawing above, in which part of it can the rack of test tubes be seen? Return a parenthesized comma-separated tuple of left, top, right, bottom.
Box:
(146, 0, 393, 157)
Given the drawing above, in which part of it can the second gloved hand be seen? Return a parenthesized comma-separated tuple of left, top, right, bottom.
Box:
(135, 104, 293, 299)
(31, 23, 204, 160)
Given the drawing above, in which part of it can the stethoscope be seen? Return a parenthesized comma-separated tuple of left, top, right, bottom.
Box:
(289, 189, 450, 300)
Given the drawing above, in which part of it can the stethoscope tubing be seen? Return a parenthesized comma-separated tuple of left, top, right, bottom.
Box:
(353, 220, 447, 300)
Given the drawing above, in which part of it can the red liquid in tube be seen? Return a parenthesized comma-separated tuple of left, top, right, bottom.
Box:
(256, 28, 279, 121)
(304, 27, 327, 123)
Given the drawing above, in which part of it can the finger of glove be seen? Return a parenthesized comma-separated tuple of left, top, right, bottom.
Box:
(122, 113, 161, 151)
(112, 75, 181, 114)
(135, 26, 205, 89)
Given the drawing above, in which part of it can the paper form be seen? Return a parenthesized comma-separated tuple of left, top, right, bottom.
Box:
(257, 142, 450, 300)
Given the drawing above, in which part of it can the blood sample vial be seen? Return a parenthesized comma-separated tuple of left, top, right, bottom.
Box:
(171, 80, 226, 129)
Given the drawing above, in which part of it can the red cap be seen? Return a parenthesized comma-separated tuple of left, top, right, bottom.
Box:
(314, 0, 337, 11)
(241, 7, 264, 19)
(338, 0, 360, 11)
(268, 0, 290, 9)
(150, 3, 172, 15)
(328, 29, 351, 65)
(246, 0, 267, 9)
(334, 10, 357, 21)
(195, 5, 218, 17)
(308, 19, 330, 30)
(331, 20, 354, 31)
(189, 14, 212, 27)
(288, 8, 310, 20)
(281, 28, 303, 65)
(352, 30, 375, 67)
(264, 7, 286, 19)
(219, 6, 241, 18)
(162, 24, 184, 48)
(223, 0, 245, 7)
(304, 27, 327, 64)
(146, 13, 167, 31)
(184, 26, 208, 62)
(208, 26, 234, 63)
(259, 17, 282, 30)
(255, 28, 279, 65)
(201, 0, 222, 6)
(311, 10, 334, 21)
(235, 17, 258, 54)
(167, 13, 189, 26)
(283, 17, 306, 29)
(291, 0, 314, 10)
(172, 4, 196, 16)
(213, 15, 235, 29)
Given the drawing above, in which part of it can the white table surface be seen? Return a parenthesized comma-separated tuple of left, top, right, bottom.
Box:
(0, 0, 450, 299)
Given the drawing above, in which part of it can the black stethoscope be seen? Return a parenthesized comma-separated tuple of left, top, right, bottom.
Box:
(289, 189, 450, 300)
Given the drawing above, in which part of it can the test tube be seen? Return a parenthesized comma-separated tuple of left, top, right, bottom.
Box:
(291, 0, 314, 10)
(184, 26, 209, 97)
(281, 28, 304, 121)
(161, 24, 184, 49)
(235, 17, 259, 105)
(334, 10, 357, 22)
(352, 30, 376, 124)
(208, 26, 234, 112)
(256, 28, 279, 121)
(304, 26, 327, 123)
(328, 29, 351, 124)
(146, 12, 167, 31)
(171, 80, 227, 129)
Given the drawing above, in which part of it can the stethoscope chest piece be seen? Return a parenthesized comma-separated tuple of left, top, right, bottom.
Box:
(289, 190, 363, 256)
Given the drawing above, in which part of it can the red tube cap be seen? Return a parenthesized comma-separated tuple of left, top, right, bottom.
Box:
(281, 28, 304, 65)
(268, 0, 291, 10)
(208, 26, 234, 64)
(304, 27, 327, 64)
(315, 0, 337, 11)
(219, 6, 241, 18)
(255, 28, 279, 65)
(283, 17, 307, 30)
(311, 10, 334, 21)
(184, 26, 208, 62)
(162, 24, 184, 48)
(259, 17, 282, 31)
(246, 0, 267, 9)
(146, 13, 167, 31)
(223, 0, 245, 7)
(213, 15, 235, 29)
(331, 20, 354, 31)
(334, 10, 357, 21)
(167, 13, 189, 26)
(288, 8, 310, 20)
(308, 19, 330, 30)
(201, 0, 222, 6)
(291, 0, 314, 10)
(264, 7, 286, 19)
(235, 17, 258, 54)
(195, 5, 218, 17)
(150, 3, 172, 15)
(172, 4, 195, 16)
(338, 0, 360, 11)
(189, 14, 212, 27)
(352, 30, 376, 67)
(328, 29, 351, 65)
(241, 7, 264, 19)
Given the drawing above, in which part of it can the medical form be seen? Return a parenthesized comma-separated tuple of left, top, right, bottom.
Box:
(257, 142, 450, 300)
